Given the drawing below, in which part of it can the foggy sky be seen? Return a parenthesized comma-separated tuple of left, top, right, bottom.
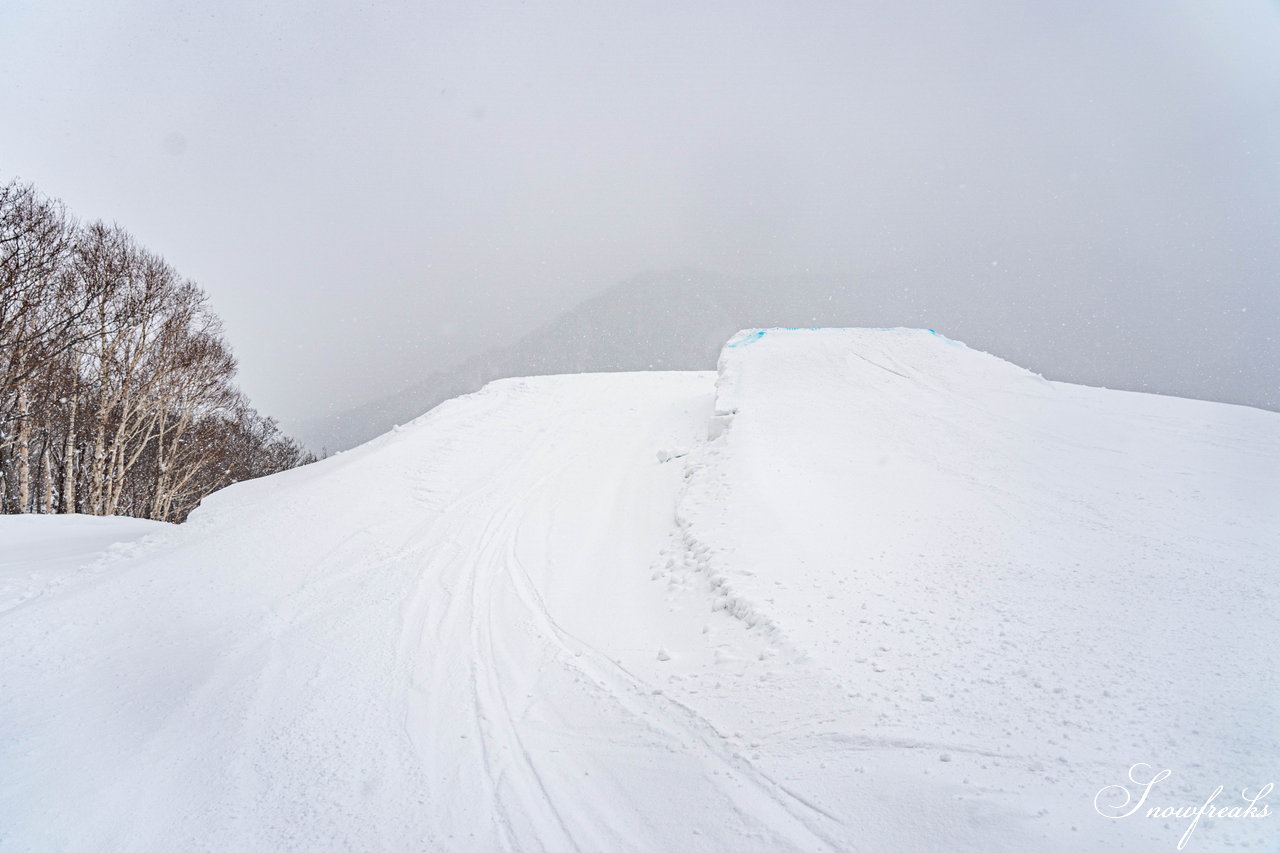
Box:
(2, 0, 1278, 424)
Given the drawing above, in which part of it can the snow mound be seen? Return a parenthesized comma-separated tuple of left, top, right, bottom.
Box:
(674, 327, 1280, 850)
(715, 326, 1042, 412)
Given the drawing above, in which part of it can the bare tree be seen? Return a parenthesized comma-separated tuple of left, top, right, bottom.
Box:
(1, 178, 313, 520)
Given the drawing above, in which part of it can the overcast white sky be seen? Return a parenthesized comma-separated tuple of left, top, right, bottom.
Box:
(3, 0, 1278, 423)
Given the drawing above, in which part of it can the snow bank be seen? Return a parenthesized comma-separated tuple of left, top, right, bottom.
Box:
(671, 327, 1280, 851)
(0, 514, 168, 613)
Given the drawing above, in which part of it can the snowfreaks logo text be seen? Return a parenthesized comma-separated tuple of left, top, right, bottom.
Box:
(1093, 763, 1273, 849)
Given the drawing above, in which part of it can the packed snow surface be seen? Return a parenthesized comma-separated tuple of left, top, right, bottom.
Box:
(0, 514, 167, 614)
(2, 328, 1277, 851)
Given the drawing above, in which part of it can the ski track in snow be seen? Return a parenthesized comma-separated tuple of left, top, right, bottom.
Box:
(2, 329, 1278, 852)
(389, 378, 844, 852)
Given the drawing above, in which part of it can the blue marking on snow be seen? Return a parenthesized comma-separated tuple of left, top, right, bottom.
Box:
(724, 326, 970, 350)
(728, 327, 832, 347)
(726, 329, 767, 348)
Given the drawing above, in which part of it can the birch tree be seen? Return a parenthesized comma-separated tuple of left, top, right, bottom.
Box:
(1, 178, 313, 519)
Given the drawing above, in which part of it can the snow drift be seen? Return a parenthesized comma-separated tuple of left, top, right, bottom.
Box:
(2, 328, 1276, 851)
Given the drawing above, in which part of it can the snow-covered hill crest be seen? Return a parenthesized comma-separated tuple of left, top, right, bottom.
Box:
(299, 269, 1280, 453)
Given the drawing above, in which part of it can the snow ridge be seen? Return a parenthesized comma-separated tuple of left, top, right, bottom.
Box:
(668, 452, 787, 645)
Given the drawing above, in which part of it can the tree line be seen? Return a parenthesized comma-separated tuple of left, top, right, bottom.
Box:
(1, 178, 313, 522)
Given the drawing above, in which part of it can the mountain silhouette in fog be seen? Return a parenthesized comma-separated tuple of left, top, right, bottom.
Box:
(299, 267, 1278, 452)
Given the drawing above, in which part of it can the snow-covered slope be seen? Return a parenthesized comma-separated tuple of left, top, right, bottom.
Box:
(2, 329, 1276, 851)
